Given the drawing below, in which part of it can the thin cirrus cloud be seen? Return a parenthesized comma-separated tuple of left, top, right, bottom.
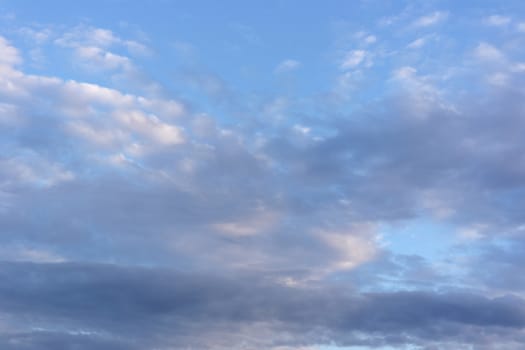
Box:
(0, 1, 525, 349)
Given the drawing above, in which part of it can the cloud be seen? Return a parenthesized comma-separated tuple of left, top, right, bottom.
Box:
(0, 36, 22, 66)
(474, 42, 505, 62)
(55, 26, 147, 54)
(0, 152, 74, 188)
(53, 25, 150, 75)
(413, 11, 448, 27)
(18, 27, 52, 44)
(0, 36, 380, 278)
(2, 10, 525, 349)
(74, 46, 132, 71)
(341, 50, 367, 69)
(113, 110, 185, 145)
(0, 262, 524, 349)
(275, 59, 301, 73)
(355, 31, 377, 45)
(364, 34, 377, 44)
(407, 37, 427, 49)
(485, 15, 512, 26)
(318, 224, 378, 272)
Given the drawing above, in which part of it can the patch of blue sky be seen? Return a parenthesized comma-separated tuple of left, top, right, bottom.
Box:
(380, 217, 457, 261)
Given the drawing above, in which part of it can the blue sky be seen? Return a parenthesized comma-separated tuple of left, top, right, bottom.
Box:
(1, 1, 525, 349)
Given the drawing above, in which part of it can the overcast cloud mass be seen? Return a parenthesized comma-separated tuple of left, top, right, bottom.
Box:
(1, 0, 525, 349)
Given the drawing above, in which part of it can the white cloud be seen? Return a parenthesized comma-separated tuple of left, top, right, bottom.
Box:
(390, 66, 448, 120)
(124, 40, 151, 56)
(485, 15, 511, 26)
(510, 62, 525, 72)
(62, 80, 136, 108)
(0, 40, 187, 159)
(413, 11, 448, 27)
(393, 66, 417, 80)
(18, 27, 52, 44)
(66, 120, 127, 147)
(55, 25, 151, 59)
(318, 224, 378, 272)
(517, 22, 525, 32)
(212, 206, 279, 237)
(0, 154, 74, 188)
(407, 37, 427, 49)
(275, 59, 301, 73)
(474, 42, 505, 62)
(113, 110, 185, 146)
(364, 35, 377, 44)
(341, 50, 367, 69)
(56, 27, 117, 48)
(89, 28, 118, 47)
(74, 46, 132, 71)
(458, 224, 488, 240)
(487, 72, 509, 86)
(137, 97, 186, 120)
(354, 31, 377, 45)
(0, 36, 21, 66)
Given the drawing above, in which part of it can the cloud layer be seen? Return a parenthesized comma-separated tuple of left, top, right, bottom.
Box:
(1, 2, 525, 349)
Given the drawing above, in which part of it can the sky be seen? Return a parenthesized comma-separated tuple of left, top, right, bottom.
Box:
(0, 0, 525, 349)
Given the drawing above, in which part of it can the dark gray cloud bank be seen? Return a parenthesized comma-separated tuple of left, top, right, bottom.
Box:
(1, 262, 525, 350)
(1, 4, 525, 350)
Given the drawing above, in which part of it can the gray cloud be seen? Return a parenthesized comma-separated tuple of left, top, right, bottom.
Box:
(0, 262, 524, 349)
(0, 9, 525, 348)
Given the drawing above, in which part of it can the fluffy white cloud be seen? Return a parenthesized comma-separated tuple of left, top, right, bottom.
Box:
(0, 36, 21, 66)
(52, 25, 151, 75)
(474, 42, 505, 62)
(74, 46, 131, 70)
(113, 110, 185, 145)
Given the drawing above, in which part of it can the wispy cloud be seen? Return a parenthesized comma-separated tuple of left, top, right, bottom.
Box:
(407, 37, 427, 49)
(413, 11, 449, 27)
(485, 15, 512, 26)
(341, 49, 368, 69)
(275, 59, 301, 73)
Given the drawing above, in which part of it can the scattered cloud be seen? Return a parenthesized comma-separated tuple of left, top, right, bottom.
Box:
(341, 49, 368, 69)
(413, 11, 449, 27)
(74, 46, 132, 70)
(364, 34, 377, 44)
(407, 37, 426, 49)
(1, 3, 525, 349)
(485, 15, 512, 26)
(275, 59, 301, 73)
(474, 42, 505, 62)
(355, 31, 377, 45)
(0, 36, 22, 66)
